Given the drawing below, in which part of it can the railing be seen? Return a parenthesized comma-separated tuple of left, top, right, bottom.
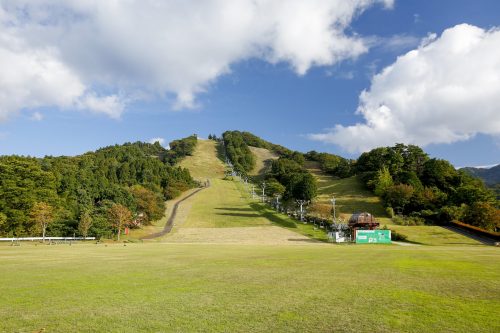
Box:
(0, 237, 96, 242)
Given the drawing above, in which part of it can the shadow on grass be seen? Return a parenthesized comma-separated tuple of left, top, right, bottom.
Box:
(249, 203, 296, 228)
(216, 213, 261, 218)
(287, 238, 319, 243)
(214, 207, 254, 212)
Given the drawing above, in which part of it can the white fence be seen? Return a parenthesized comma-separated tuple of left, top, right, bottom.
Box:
(0, 237, 95, 242)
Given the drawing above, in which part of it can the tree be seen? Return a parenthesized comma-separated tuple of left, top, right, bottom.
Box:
(292, 173, 317, 201)
(129, 185, 164, 223)
(0, 212, 7, 234)
(384, 184, 414, 213)
(266, 179, 286, 197)
(78, 210, 93, 238)
(463, 202, 500, 231)
(107, 204, 132, 241)
(373, 166, 394, 197)
(30, 202, 55, 243)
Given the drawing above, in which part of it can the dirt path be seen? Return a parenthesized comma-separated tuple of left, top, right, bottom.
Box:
(142, 188, 205, 240)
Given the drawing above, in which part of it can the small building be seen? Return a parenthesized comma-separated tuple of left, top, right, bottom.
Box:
(348, 212, 379, 230)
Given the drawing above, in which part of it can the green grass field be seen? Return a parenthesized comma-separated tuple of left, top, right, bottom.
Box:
(2, 139, 498, 332)
(1, 243, 499, 332)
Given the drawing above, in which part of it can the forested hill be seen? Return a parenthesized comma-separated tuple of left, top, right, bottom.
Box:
(461, 165, 500, 186)
(0, 137, 197, 238)
(222, 131, 499, 232)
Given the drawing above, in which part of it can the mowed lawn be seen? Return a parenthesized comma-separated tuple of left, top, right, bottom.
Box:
(0, 243, 499, 333)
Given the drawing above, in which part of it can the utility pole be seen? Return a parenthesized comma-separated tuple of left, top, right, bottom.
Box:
(260, 182, 266, 203)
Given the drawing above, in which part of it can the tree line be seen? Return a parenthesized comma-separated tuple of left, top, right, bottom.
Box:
(222, 130, 317, 203)
(0, 138, 197, 238)
(356, 144, 499, 231)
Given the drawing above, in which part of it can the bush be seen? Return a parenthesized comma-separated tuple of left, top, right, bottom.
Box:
(386, 207, 394, 218)
(391, 215, 425, 226)
(391, 230, 408, 241)
(382, 225, 408, 241)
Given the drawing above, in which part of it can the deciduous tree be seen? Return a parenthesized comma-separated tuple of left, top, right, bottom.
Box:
(107, 204, 132, 241)
(78, 210, 93, 238)
(30, 202, 55, 243)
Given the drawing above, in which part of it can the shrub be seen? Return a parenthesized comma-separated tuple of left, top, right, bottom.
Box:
(386, 207, 394, 218)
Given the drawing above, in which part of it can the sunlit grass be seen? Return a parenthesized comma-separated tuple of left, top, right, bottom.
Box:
(0, 243, 498, 332)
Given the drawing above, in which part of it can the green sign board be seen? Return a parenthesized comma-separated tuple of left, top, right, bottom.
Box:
(355, 230, 391, 244)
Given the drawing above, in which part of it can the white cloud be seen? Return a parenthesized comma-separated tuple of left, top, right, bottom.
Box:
(76, 93, 125, 119)
(148, 137, 165, 146)
(310, 24, 500, 152)
(0, 0, 392, 119)
(0, 26, 125, 120)
(29, 112, 43, 121)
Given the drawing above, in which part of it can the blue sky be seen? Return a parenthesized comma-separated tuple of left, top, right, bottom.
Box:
(0, 0, 499, 167)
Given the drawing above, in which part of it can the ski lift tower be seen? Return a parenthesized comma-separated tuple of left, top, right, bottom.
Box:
(296, 199, 308, 221)
(330, 197, 336, 223)
(260, 182, 266, 203)
(275, 194, 281, 211)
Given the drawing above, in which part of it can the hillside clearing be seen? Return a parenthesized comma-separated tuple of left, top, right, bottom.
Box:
(248, 145, 278, 177)
(306, 161, 387, 218)
(179, 139, 225, 180)
(163, 139, 326, 244)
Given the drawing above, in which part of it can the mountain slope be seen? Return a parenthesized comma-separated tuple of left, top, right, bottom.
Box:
(164, 139, 325, 243)
(461, 164, 500, 186)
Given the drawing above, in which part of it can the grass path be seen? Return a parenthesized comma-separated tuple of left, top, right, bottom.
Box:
(141, 187, 205, 239)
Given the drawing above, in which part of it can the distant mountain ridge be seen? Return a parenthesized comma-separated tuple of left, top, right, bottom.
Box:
(460, 164, 500, 186)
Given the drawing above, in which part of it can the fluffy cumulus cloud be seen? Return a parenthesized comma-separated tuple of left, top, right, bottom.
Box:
(0, 0, 392, 120)
(148, 137, 165, 146)
(310, 24, 500, 152)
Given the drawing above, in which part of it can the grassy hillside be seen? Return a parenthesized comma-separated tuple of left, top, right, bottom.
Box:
(248, 146, 278, 177)
(179, 139, 225, 180)
(1, 243, 498, 332)
(306, 161, 387, 218)
(305, 161, 484, 245)
(170, 139, 327, 242)
(182, 178, 272, 228)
